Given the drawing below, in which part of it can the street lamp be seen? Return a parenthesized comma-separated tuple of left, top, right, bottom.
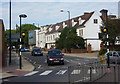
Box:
(19, 14, 27, 69)
(60, 10, 71, 28)
(9, 0, 12, 65)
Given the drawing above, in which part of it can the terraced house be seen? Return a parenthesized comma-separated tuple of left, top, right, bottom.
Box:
(32, 9, 110, 51)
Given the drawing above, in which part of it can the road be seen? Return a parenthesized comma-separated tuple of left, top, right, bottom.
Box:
(2, 52, 98, 83)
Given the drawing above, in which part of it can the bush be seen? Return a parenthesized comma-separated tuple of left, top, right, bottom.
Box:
(99, 49, 107, 55)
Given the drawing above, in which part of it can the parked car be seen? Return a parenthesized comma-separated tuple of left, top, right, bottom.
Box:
(19, 47, 30, 52)
(46, 49, 64, 65)
(24, 47, 30, 52)
(31, 49, 43, 56)
(104, 51, 120, 64)
(20, 47, 25, 52)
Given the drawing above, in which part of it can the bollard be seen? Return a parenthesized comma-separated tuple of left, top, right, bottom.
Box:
(68, 66, 71, 84)
(90, 67, 92, 82)
(101, 65, 103, 75)
(114, 66, 117, 83)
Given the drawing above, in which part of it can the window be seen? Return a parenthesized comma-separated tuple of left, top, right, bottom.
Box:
(53, 35, 55, 40)
(51, 35, 52, 40)
(79, 29, 83, 36)
(94, 19, 98, 24)
(47, 37, 48, 41)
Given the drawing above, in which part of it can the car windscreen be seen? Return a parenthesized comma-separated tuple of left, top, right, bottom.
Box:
(34, 49, 41, 52)
(49, 51, 62, 56)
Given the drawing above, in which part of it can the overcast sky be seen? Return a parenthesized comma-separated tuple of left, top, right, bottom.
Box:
(0, 0, 119, 30)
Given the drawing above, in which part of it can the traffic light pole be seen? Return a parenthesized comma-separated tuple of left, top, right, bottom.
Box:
(107, 34, 110, 68)
(106, 10, 110, 68)
(19, 17, 22, 69)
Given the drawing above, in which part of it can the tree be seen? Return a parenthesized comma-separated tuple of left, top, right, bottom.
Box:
(56, 27, 69, 49)
(100, 19, 120, 49)
(4, 30, 16, 44)
(16, 24, 38, 46)
(55, 27, 85, 52)
(5, 24, 38, 47)
(65, 28, 85, 52)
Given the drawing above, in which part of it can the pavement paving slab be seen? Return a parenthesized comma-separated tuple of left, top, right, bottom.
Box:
(1, 51, 35, 80)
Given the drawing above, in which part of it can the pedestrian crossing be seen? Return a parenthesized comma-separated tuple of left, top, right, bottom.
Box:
(24, 69, 98, 77)
(24, 71, 39, 76)
(40, 70, 52, 76)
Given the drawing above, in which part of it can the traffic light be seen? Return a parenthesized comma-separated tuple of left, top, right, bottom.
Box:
(22, 32, 25, 38)
(102, 28, 107, 33)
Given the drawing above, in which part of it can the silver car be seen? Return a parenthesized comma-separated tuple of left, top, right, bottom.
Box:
(105, 51, 120, 64)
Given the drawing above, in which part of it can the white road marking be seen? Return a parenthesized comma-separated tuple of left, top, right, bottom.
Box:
(40, 70, 52, 76)
(38, 65, 41, 69)
(87, 69, 96, 74)
(45, 60, 47, 63)
(56, 70, 67, 75)
(24, 71, 39, 76)
(34, 62, 36, 64)
(64, 59, 69, 62)
(71, 70, 81, 74)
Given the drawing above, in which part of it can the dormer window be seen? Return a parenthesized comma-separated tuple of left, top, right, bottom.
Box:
(56, 26, 59, 30)
(78, 17, 81, 25)
(94, 19, 98, 24)
(49, 28, 52, 32)
(72, 19, 77, 27)
(63, 22, 67, 28)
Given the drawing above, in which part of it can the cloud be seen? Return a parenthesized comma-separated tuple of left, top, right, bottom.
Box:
(1, 2, 118, 30)
(1, 0, 120, 2)
(0, 3, 2, 18)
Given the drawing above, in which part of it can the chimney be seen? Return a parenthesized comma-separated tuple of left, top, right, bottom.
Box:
(100, 9, 108, 21)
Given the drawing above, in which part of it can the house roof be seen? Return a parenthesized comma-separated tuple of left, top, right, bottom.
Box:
(45, 11, 94, 34)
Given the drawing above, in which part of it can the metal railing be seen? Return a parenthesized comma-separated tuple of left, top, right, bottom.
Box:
(68, 60, 108, 83)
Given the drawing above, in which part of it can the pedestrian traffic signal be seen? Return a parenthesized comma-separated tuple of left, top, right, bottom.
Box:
(22, 32, 25, 37)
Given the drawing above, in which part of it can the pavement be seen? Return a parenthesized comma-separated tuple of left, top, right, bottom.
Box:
(0, 51, 34, 80)
(1, 50, 118, 83)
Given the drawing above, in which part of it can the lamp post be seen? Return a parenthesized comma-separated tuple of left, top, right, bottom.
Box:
(9, 0, 12, 65)
(19, 14, 27, 69)
(60, 10, 71, 28)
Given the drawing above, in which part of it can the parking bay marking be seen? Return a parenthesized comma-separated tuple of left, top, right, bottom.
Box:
(56, 70, 67, 75)
(24, 71, 39, 76)
(40, 70, 53, 76)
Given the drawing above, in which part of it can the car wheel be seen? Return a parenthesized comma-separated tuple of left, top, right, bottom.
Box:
(61, 62, 64, 65)
(48, 63, 50, 66)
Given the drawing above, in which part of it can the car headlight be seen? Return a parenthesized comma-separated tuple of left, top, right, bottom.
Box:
(61, 58, 64, 60)
(49, 58, 54, 61)
(35, 52, 37, 54)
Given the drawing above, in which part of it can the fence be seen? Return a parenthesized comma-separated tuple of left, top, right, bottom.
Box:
(68, 60, 108, 83)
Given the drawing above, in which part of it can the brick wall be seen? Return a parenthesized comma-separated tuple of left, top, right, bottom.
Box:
(71, 48, 87, 53)
(0, 19, 7, 68)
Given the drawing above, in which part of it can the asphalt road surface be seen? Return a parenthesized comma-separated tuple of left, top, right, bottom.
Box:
(2, 52, 98, 83)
